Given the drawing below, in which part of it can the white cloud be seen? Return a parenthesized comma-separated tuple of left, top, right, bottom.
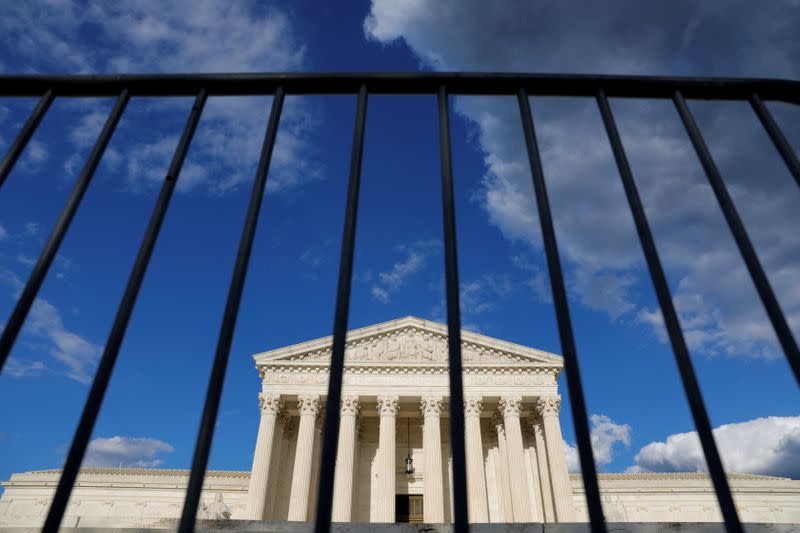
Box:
(429, 271, 520, 329)
(371, 286, 390, 304)
(2, 2, 318, 196)
(24, 298, 103, 384)
(3, 358, 46, 378)
(0, 224, 8, 241)
(16, 254, 35, 266)
(2, 3, 304, 75)
(19, 140, 48, 172)
(125, 135, 203, 192)
(84, 436, 174, 468)
(299, 241, 331, 269)
(371, 240, 441, 303)
(0, 268, 102, 384)
(569, 268, 637, 321)
(379, 252, 426, 290)
(631, 416, 800, 479)
(23, 222, 39, 236)
(69, 110, 108, 149)
(512, 255, 551, 304)
(564, 414, 631, 473)
(363, 0, 800, 357)
(28, 142, 47, 162)
(54, 255, 76, 281)
(459, 273, 512, 314)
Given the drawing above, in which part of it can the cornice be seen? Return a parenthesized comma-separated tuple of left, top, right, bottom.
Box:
(253, 316, 563, 368)
(569, 472, 794, 481)
(259, 363, 560, 376)
(19, 468, 791, 482)
(13, 468, 794, 491)
(19, 468, 250, 478)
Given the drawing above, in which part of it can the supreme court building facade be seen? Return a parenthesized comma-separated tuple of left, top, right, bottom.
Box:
(2, 317, 799, 527)
(246, 316, 573, 523)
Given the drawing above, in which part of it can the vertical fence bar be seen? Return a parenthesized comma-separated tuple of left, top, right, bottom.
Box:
(179, 89, 285, 533)
(314, 85, 368, 532)
(0, 90, 129, 374)
(0, 90, 55, 189)
(42, 89, 208, 533)
(597, 89, 743, 532)
(517, 89, 606, 531)
(673, 91, 800, 384)
(749, 93, 800, 188)
(437, 86, 469, 532)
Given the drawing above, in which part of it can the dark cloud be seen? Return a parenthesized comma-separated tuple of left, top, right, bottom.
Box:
(365, 0, 800, 357)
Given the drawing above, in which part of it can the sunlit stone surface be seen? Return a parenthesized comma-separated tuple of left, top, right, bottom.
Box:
(1, 317, 798, 527)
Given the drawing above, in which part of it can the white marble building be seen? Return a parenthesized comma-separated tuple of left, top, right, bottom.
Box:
(1, 317, 799, 527)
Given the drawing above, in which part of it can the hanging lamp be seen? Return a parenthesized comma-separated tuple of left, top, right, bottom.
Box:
(404, 416, 414, 475)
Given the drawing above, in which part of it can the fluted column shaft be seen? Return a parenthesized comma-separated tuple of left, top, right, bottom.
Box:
(522, 432, 544, 522)
(246, 393, 283, 519)
(533, 417, 554, 522)
(492, 413, 514, 521)
(464, 397, 489, 523)
(523, 424, 542, 522)
(266, 414, 289, 519)
(332, 396, 360, 522)
(500, 396, 532, 522)
(538, 395, 575, 522)
(288, 394, 320, 521)
(308, 414, 324, 517)
(421, 396, 444, 523)
(377, 395, 399, 523)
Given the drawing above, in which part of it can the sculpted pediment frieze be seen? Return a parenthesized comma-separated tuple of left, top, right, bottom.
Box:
(265, 326, 552, 365)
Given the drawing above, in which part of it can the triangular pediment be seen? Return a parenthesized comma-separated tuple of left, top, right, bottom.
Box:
(253, 316, 562, 367)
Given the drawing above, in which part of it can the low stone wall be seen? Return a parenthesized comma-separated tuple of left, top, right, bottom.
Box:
(3, 469, 799, 526)
(1, 520, 800, 533)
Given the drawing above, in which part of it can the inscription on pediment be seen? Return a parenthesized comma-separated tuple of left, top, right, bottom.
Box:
(280, 327, 530, 364)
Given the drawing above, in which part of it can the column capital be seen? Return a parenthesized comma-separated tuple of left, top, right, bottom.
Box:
(377, 394, 399, 417)
(420, 396, 443, 417)
(340, 395, 360, 416)
(499, 395, 523, 418)
(537, 395, 561, 417)
(297, 394, 321, 417)
(463, 396, 483, 417)
(258, 392, 283, 416)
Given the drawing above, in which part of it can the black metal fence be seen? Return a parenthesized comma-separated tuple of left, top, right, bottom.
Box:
(0, 73, 798, 533)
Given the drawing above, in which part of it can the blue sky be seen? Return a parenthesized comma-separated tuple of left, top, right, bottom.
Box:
(0, 0, 799, 496)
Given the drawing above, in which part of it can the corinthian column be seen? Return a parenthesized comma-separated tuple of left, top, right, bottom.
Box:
(288, 394, 320, 521)
(523, 424, 542, 522)
(532, 417, 554, 522)
(537, 395, 575, 522)
(308, 412, 324, 518)
(463, 396, 489, 523)
(499, 396, 532, 522)
(332, 396, 360, 522)
(492, 413, 513, 521)
(266, 413, 290, 519)
(245, 393, 283, 519)
(376, 395, 399, 522)
(420, 396, 444, 523)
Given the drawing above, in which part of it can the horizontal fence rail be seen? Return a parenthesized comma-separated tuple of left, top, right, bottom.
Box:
(0, 72, 797, 533)
(0, 73, 800, 101)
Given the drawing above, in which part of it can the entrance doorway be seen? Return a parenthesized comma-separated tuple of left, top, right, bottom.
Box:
(395, 494, 423, 523)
